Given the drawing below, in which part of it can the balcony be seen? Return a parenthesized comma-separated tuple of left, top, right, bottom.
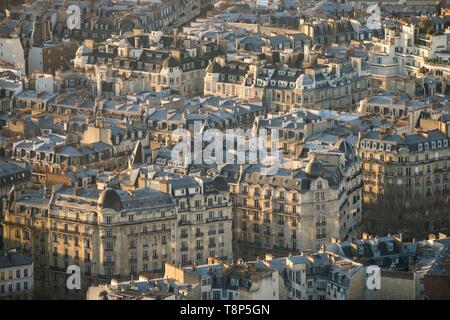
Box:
(178, 219, 190, 226)
(101, 235, 116, 240)
(181, 247, 189, 252)
(103, 261, 115, 267)
(208, 230, 216, 235)
(180, 233, 189, 239)
(195, 246, 204, 251)
(206, 216, 229, 223)
(195, 232, 204, 237)
(218, 229, 224, 234)
(208, 243, 216, 248)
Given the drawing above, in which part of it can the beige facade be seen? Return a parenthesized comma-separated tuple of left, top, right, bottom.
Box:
(358, 129, 450, 238)
(2, 187, 177, 299)
(222, 143, 362, 261)
(146, 175, 234, 266)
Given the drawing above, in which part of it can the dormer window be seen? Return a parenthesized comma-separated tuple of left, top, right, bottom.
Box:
(418, 144, 423, 151)
(444, 140, 448, 147)
(317, 181, 323, 190)
(431, 141, 436, 149)
(425, 142, 429, 149)
(438, 140, 442, 148)
(379, 143, 384, 150)
(386, 144, 391, 151)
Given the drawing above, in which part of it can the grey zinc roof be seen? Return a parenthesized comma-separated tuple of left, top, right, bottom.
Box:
(0, 251, 33, 269)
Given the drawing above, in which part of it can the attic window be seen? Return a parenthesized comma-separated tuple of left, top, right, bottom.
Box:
(418, 144, 423, 151)
(425, 142, 429, 149)
(431, 141, 436, 149)
(444, 140, 448, 147)
(386, 144, 391, 151)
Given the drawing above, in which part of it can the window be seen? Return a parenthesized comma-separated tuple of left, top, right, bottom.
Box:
(213, 291, 221, 300)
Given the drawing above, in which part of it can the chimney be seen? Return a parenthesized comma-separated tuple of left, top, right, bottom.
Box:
(84, 39, 94, 51)
(265, 253, 273, 261)
(335, 63, 341, 78)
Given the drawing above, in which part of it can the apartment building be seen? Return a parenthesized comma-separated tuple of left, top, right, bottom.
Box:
(253, 108, 336, 160)
(256, 251, 365, 300)
(370, 18, 449, 95)
(0, 160, 32, 198)
(163, 258, 282, 300)
(0, 34, 26, 75)
(1, 186, 177, 299)
(358, 128, 450, 238)
(79, 34, 216, 97)
(0, 249, 33, 300)
(145, 174, 233, 266)
(204, 56, 370, 112)
(28, 41, 78, 76)
(221, 141, 362, 260)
